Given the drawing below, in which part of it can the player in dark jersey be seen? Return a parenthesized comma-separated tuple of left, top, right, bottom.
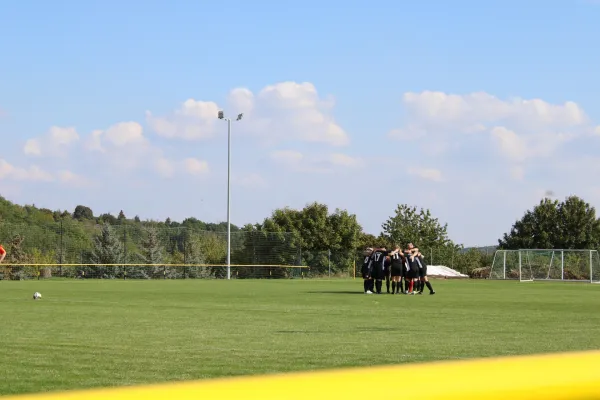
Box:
(361, 247, 374, 294)
(384, 256, 392, 293)
(404, 243, 420, 294)
(389, 246, 405, 294)
(415, 251, 436, 295)
(370, 247, 399, 294)
(403, 254, 412, 293)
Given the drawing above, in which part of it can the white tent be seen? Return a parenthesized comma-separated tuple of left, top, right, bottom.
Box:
(427, 265, 468, 278)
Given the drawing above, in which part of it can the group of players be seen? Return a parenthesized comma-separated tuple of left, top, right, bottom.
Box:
(361, 243, 436, 295)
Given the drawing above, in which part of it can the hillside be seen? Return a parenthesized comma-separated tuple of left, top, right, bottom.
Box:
(0, 196, 495, 279)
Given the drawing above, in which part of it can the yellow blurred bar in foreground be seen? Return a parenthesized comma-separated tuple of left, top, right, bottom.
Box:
(6, 350, 600, 400)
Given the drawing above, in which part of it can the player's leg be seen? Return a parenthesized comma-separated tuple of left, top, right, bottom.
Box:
(404, 262, 411, 293)
(421, 271, 435, 294)
(418, 256, 435, 294)
(414, 257, 425, 293)
(372, 267, 383, 294)
(410, 263, 419, 294)
(361, 264, 372, 293)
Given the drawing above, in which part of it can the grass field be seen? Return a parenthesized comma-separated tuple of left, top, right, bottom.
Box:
(1, 279, 600, 397)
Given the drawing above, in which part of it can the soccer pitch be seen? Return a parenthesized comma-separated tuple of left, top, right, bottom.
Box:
(1, 279, 600, 396)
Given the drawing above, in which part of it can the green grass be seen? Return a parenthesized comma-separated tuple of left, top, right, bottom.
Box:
(1, 279, 600, 396)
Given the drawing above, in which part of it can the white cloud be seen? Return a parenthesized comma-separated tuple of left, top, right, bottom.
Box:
(388, 126, 426, 141)
(152, 157, 210, 179)
(269, 150, 364, 173)
(146, 100, 220, 140)
(510, 166, 525, 181)
(58, 170, 91, 187)
(146, 81, 349, 147)
(390, 90, 595, 182)
(87, 122, 146, 151)
(23, 126, 79, 157)
(234, 173, 267, 188)
(0, 159, 54, 182)
(24, 139, 41, 155)
(407, 167, 443, 182)
(399, 91, 587, 132)
(491, 126, 575, 162)
(328, 153, 364, 168)
(182, 158, 209, 176)
(594, 125, 600, 136)
(490, 127, 527, 161)
(103, 122, 145, 147)
(86, 130, 104, 152)
(155, 158, 175, 178)
(270, 150, 304, 165)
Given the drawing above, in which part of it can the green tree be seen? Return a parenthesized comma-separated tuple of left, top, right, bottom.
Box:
(98, 213, 117, 225)
(382, 204, 458, 249)
(498, 196, 600, 250)
(73, 205, 94, 221)
(90, 224, 124, 278)
(381, 204, 460, 268)
(256, 202, 362, 275)
(137, 227, 164, 278)
(2, 234, 32, 280)
(357, 232, 392, 251)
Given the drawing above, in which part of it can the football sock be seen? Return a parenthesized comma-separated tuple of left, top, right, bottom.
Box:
(426, 281, 434, 292)
(391, 282, 395, 293)
(409, 280, 414, 292)
(376, 280, 382, 293)
(370, 280, 375, 292)
(363, 280, 368, 292)
(386, 278, 390, 292)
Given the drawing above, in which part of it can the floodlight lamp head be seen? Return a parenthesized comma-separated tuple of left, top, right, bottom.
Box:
(218, 111, 224, 120)
(236, 113, 243, 121)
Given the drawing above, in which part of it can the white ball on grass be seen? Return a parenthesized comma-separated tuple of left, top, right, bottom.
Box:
(33, 292, 42, 300)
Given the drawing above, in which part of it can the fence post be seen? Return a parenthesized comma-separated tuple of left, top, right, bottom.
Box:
(183, 239, 187, 279)
(328, 249, 331, 278)
(59, 220, 63, 277)
(123, 227, 127, 280)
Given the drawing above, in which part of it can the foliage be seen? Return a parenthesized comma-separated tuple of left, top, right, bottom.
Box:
(90, 224, 125, 278)
(498, 196, 600, 250)
(382, 204, 459, 250)
(73, 205, 94, 221)
(254, 202, 362, 275)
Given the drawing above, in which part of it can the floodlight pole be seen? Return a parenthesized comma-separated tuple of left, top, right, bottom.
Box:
(226, 117, 231, 280)
(219, 111, 243, 280)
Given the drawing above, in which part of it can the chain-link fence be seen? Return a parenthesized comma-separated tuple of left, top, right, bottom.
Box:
(0, 221, 502, 280)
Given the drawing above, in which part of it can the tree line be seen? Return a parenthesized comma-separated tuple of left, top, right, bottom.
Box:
(1, 193, 599, 280)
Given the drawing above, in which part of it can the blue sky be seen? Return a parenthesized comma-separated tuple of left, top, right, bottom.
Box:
(1, 0, 600, 246)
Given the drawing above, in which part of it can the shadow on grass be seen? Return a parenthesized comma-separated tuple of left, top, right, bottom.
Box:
(275, 327, 404, 334)
(304, 291, 366, 295)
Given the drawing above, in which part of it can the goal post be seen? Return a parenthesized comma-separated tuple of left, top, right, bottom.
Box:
(490, 249, 600, 283)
